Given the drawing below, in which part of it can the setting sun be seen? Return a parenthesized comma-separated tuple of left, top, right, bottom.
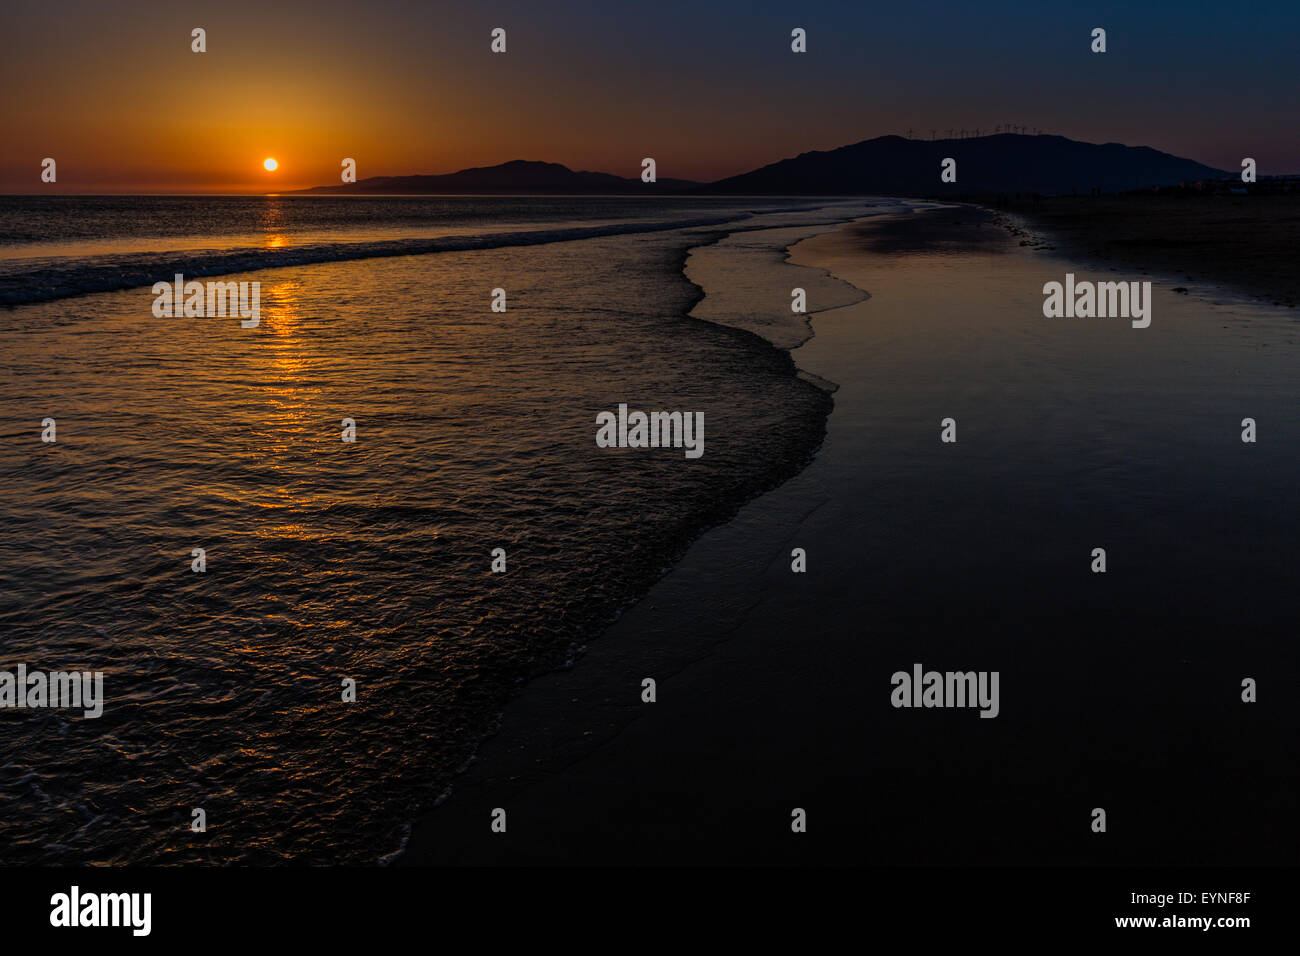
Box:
(263, 158, 278, 171)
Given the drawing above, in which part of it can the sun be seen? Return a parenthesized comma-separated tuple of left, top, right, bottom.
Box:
(263, 158, 278, 172)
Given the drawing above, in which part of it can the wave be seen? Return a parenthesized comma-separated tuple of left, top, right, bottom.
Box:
(0, 214, 752, 307)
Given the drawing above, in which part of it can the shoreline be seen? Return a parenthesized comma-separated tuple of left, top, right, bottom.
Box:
(395, 209, 894, 865)
(397, 207, 927, 866)
(400, 205, 1300, 866)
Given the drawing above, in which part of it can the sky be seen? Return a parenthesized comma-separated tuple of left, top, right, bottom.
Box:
(2, 0, 1298, 192)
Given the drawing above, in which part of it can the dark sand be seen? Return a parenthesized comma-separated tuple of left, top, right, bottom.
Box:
(995, 195, 1300, 308)
(401, 207, 1300, 866)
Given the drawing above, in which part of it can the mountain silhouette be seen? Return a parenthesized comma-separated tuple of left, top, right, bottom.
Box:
(295, 159, 698, 194)
(296, 137, 1231, 197)
(702, 134, 1230, 196)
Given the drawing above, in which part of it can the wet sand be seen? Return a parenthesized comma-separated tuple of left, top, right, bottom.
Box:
(995, 194, 1300, 309)
(401, 207, 1300, 866)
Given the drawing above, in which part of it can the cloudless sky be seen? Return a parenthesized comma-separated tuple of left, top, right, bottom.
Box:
(2, 0, 1297, 192)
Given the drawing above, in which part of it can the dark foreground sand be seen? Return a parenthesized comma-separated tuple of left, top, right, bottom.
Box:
(401, 207, 1300, 866)
(996, 194, 1300, 308)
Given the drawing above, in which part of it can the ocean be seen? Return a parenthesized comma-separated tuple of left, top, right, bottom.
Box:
(0, 194, 889, 863)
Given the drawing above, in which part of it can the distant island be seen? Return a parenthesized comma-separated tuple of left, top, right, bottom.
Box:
(293, 135, 1233, 198)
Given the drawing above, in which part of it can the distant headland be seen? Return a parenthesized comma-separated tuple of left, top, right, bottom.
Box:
(293, 134, 1234, 198)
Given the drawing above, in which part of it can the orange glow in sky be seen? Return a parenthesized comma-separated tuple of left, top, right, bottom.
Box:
(1, 2, 1286, 193)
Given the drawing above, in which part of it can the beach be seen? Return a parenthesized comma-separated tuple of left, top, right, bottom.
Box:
(995, 194, 1300, 309)
(401, 205, 1300, 865)
(4, 196, 1297, 867)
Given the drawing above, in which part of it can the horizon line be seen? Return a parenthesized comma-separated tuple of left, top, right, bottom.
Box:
(5, 130, 1280, 195)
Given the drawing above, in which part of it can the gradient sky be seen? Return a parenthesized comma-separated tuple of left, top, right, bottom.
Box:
(2, 0, 1297, 192)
